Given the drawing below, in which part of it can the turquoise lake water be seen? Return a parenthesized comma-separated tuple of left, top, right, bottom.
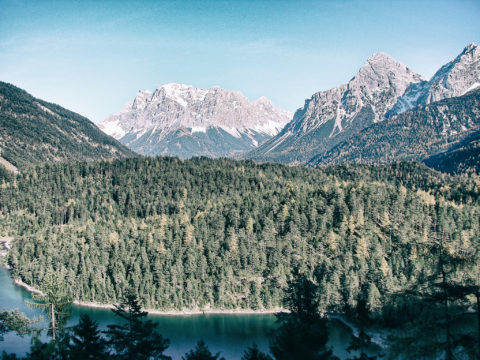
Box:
(0, 267, 359, 359)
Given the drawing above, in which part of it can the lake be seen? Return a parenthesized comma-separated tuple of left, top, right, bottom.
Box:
(0, 267, 361, 359)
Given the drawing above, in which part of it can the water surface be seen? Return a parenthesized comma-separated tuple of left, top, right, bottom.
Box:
(0, 267, 358, 359)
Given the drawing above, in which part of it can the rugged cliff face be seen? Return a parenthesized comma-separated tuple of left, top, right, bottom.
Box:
(309, 89, 480, 166)
(248, 43, 480, 165)
(99, 83, 292, 158)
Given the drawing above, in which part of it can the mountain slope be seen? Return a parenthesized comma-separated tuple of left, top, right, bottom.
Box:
(309, 89, 480, 166)
(99, 83, 292, 158)
(248, 43, 480, 164)
(247, 52, 424, 163)
(423, 130, 480, 174)
(387, 43, 480, 116)
(0, 82, 136, 171)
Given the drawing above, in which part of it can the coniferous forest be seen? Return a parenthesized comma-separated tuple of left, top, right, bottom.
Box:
(0, 157, 478, 315)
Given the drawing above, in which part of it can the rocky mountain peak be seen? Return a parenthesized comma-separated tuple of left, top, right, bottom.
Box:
(99, 83, 292, 158)
(248, 44, 476, 164)
(388, 43, 480, 116)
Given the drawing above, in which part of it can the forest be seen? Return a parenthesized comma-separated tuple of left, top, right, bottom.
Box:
(0, 156, 479, 357)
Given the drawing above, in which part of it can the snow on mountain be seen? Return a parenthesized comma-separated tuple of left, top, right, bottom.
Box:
(248, 52, 424, 163)
(99, 84, 292, 158)
(388, 43, 480, 116)
(248, 44, 480, 164)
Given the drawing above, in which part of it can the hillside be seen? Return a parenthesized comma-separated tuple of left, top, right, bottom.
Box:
(0, 81, 136, 171)
(1, 157, 478, 314)
(424, 130, 480, 174)
(247, 43, 480, 165)
(309, 89, 480, 167)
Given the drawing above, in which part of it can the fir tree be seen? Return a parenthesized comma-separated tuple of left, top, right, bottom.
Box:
(182, 340, 224, 360)
(104, 289, 171, 360)
(241, 344, 273, 360)
(25, 271, 72, 341)
(68, 314, 108, 360)
(269, 272, 336, 360)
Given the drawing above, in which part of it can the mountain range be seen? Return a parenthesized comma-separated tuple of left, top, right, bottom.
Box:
(309, 88, 480, 167)
(1, 43, 478, 174)
(247, 43, 480, 165)
(99, 84, 292, 158)
(0, 81, 135, 172)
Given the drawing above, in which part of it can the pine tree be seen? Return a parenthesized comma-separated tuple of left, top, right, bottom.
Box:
(182, 340, 224, 360)
(269, 272, 336, 360)
(346, 330, 377, 360)
(68, 314, 108, 360)
(0, 310, 31, 341)
(104, 289, 171, 360)
(26, 271, 72, 341)
(241, 344, 273, 360)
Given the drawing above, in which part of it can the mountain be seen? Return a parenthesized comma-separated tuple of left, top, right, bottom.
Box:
(0, 81, 136, 172)
(309, 89, 480, 166)
(247, 52, 424, 163)
(423, 130, 480, 175)
(248, 43, 480, 164)
(387, 43, 480, 116)
(99, 83, 292, 158)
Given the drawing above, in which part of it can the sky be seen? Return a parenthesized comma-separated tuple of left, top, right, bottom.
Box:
(0, 0, 479, 124)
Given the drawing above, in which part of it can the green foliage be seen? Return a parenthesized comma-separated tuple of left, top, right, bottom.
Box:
(424, 131, 480, 175)
(68, 314, 108, 360)
(241, 344, 273, 360)
(0, 310, 31, 341)
(1, 157, 479, 318)
(182, 340, 225, 360)
(311, 89, 480, 171)
(26, 270, 72, 341)
(104, 289, 171, 360)
(0, 81, 135, 172)
(270, 273, 335, 360)
(346, 330, 377, 360)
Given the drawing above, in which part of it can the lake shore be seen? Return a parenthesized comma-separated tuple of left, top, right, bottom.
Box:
(13, 275, 284, 316)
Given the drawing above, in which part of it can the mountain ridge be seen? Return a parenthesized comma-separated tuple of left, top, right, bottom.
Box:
(308, 89, 480, 167)
(247, 43, 480, 165)
(99, 83, 292, 158)
(0, 81, 136, 171)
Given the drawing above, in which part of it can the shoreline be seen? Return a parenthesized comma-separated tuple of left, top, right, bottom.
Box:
(12, 275, 284, 316)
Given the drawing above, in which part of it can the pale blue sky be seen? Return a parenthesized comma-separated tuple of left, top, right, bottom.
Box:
(0, 0, 479, 123)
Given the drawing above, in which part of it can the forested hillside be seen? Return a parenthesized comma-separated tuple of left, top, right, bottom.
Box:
(309, 89, 480, 168)
(424, 130, 480, 175)
(0, 81, 136, 171)
(1, 157, 479, 316)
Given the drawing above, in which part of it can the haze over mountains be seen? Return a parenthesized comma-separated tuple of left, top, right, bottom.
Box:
(99, 84, 292, 158)
(248, 43, 480, 166)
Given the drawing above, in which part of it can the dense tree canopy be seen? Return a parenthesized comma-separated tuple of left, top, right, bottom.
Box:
(0, 157, 478, 320)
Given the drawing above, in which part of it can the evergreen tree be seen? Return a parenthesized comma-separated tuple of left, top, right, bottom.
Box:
(67, 314, 108, 360)
(346, 330, 377, 360)
(269, 272, 336, 360)
(104, 289, 171, 360)
(241, 344, 273, 360)
(182, 340, 224, 360)
(25, 271, 72, 341)
(0, 310, 31, 341)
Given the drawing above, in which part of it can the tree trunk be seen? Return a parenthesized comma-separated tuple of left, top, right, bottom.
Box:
(51, 303, 55, 341)
(442, 270, 453, 360)
(477, 292, 480, 359)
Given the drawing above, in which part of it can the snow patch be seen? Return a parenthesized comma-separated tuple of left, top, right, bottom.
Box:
(462, 82, 480, 95)
(99, 119, 126, 139)
(191, 126, 207, 134)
